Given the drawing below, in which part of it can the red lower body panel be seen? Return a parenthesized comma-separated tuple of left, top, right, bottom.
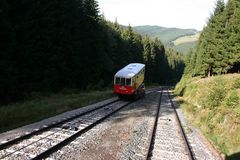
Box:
(114, 85, 135, 95)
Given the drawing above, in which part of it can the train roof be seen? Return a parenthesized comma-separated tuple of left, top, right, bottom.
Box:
(114, 63, 145, 78)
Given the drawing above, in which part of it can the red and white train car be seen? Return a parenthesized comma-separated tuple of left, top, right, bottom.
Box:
(114, 63, 145, 99)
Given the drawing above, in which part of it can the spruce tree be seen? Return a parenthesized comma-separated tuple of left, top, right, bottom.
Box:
(195, 0, 226, 76)
(224, 0, 240, 73)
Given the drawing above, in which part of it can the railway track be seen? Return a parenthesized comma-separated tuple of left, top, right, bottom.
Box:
(0, 99, 119, 150)
(146, 89, 194, 160)
(0, 100, 127, 159)
(0, 89, 158, 160)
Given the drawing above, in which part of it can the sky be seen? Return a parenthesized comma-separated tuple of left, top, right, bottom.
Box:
(97, 0, 228, 31)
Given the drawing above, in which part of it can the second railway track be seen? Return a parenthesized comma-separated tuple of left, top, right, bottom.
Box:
(146, 89, 194, 160)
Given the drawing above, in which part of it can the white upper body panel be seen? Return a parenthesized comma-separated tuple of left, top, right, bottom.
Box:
(114, 63, 145, 78)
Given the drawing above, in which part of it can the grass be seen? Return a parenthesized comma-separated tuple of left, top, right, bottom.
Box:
(172, 41, 197, 54)
(0, 89, 114, 133)
(173, 33, 200, 46)
(133, 25, 197, 43)
(175, 74, 240, 158)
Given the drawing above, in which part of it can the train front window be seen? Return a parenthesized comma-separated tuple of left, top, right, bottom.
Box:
(121, 78, 125, 86)
(126, 78, 131, 86)
(115, 77, 120, 85)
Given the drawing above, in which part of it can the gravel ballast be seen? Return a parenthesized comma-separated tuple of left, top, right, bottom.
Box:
(49, 92, 160, 160)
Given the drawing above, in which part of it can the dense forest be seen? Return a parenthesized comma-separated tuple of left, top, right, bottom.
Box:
(0, 0, 184, 104)
(184, 0, 240, 76)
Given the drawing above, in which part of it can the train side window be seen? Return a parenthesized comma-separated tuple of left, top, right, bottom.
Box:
(116, 77, 120, 85)
(126, 78, 131, 86)
(121, 78, 125, 86)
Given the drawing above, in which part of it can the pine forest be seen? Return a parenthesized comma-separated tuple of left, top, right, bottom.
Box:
(184, 0, 240, 77)
(0, 0, 184, 104)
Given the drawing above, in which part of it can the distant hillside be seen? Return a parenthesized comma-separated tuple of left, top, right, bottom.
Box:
(172, 41, 198, 54)
(171, 33, 200, 53)
(133, 25, 199, 54)
(133, 25, 197, 43)
(173, 33, 200, 46)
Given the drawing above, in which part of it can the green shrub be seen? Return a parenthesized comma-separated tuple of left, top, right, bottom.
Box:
(204, 78, 227, 108)
(232, 78, 240, 89)
(225, 90, 239, 108)
(174, 76, 191, 96)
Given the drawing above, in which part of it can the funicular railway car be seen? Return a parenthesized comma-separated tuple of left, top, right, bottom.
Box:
(114, 63, 145, 99)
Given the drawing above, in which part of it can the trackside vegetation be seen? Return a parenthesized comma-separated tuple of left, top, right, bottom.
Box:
(175, 74, 240, 159)
(0, 89, 113, 133)
(175, 0, 240, 159)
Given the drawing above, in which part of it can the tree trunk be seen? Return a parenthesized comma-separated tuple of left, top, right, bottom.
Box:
(208, 66, 212, 77)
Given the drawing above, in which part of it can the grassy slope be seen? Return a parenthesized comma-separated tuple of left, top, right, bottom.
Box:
(133, 25, 197, 43)
(0, 90, 114, 133)
(172, 33, 199, 53)
(133, 25, 199, 54)
(175, 74, 240, 159)
(172, 41, 197, 54)
(173, 33, 200, 46)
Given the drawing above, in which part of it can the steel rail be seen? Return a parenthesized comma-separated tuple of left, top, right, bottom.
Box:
(32, 90, 159, 160)
(145, 88, 163, 160)
(0, 89, 159, 160)
(0, 99, 120, 150)
(167, 89, 195, 160)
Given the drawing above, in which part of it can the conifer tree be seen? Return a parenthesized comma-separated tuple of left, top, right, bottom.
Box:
(143, 36, 153, 83)
(195, 0, 226, 76)
(0, 0, 185, 103)
(224, 0, 240, 73)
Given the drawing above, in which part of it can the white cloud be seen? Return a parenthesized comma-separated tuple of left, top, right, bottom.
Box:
(97, 0, 229, 30)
